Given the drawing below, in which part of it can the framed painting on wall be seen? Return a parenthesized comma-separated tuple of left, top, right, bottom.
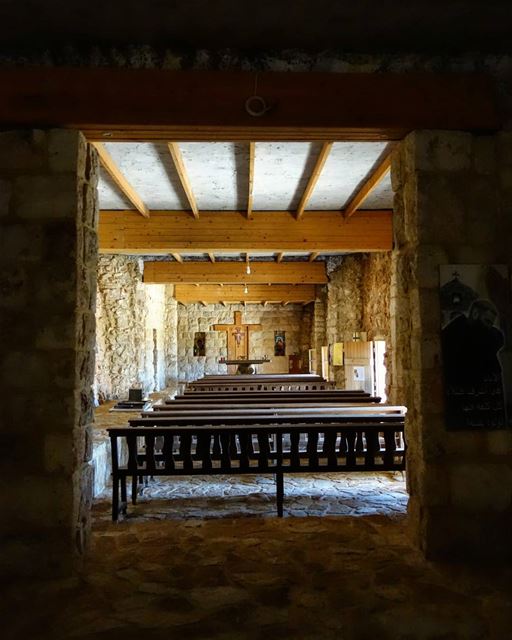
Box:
(193, 332, 206, 357)
(274, 331, 286, 356)
(440, 265, 511, 430)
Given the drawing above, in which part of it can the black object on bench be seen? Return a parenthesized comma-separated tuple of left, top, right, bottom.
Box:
(107, 413, 406, 521)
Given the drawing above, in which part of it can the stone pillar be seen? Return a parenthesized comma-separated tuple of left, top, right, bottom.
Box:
(0, 130, 98, 576)
(391, 130, 512, 559)
(164, 285, 179, 392)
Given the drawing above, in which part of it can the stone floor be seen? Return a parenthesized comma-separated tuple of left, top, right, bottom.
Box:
(94, 471, 408, 522)
(4, 473, 512, 640)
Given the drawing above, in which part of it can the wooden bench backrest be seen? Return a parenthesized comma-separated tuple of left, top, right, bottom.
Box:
(109, 420, 406, 477)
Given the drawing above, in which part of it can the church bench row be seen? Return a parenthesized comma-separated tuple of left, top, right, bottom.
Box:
(179, 388, 368, 395)
(148, 406, 400, 417)
(154, 401, 383, 411)
(187, 375, 327, 387)
(173, 392, 378, 403)
(186, 382, 336, 391)
(198, 374, 327, 380)
(108, 416, 406, 521)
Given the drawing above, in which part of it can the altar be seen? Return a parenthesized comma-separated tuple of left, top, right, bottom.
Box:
(219, 358, 271, 374)
(212, 311, 271, 374)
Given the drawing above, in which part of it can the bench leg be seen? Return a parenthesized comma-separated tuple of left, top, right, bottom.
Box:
(112, 475, 119, 522)
(120, 476, 127, 515)
(276, 472, 284, 517)
(132, 475, 138, 504)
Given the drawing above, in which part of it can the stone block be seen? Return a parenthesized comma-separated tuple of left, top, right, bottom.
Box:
(35, 313, 77, 350)
(0, 179, 12, 217)
(411, 130, 472, 172)
(497, 131, 512, 166)
(390, 144, 403, 192)
(416, 245, 448, 289)
(44, 433, 75, 474)
(472, 135, 496, 175)
(450, 463, 512, 512)
(416, 174, 467, 245)
(0, 264, 30, 309)
(0, 222, 44, 265)
(1, 474, 74, 529)
(487, 430, 512, 456)
(0, 130, 47, 172)
(417, 465, 451, 507)
(47, 129, 80, 173)
(14, 175, 78, 219)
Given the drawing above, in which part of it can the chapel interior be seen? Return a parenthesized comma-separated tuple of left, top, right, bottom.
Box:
(2, 2, 512, 639)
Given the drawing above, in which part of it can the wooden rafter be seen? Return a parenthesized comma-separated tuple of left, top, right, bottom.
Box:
(171, 253, 183, 263)
(143, 261, 327, 284)
(344, 145, 395, 218)
(247, 142, 255, 220)
(276, 253, 284, 263)
(99, 210, 392, 253)
(296, 142, 333, 220)
(208, 253, 216, 262)
(92, 142, 149, 218)
(309, 252, 319, 262)
(175, 284, 316, 304)
(167, 142, 199, 219)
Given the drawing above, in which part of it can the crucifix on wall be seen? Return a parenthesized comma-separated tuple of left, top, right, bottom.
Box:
(212, 311, 262, 364)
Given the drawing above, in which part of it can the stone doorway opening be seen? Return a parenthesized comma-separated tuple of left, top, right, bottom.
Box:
(90, 132, 408, 525)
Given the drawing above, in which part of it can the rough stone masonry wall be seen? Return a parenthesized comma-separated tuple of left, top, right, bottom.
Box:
(325, 253, 391, 388)
(95, 256, 177, 400)
(177, 303, 313, 381)
(0, 130, 98, 577)
(391, 130, 512, 560)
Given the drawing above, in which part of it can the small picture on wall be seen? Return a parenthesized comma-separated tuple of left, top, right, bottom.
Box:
(274, 331, 286, 356)
(193, 332, 206, 357)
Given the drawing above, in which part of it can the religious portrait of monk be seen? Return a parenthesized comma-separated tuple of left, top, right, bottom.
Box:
(274, 331, 286, 356)
(440, 265, 510, 430)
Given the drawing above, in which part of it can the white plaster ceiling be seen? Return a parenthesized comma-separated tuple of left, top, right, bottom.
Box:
(98, 141, 394, 212)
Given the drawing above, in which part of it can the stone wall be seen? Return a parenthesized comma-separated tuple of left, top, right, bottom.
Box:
(95, 256, 178, 400)
(0, 129, 98, 576)
(177, 303, 313, 381)
(324, 254, 392, 388)
(310, 294, 327, 375)
(391, 130, 512, 559)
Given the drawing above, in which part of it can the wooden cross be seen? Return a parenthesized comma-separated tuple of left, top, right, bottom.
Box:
(212, 311, 262, 364)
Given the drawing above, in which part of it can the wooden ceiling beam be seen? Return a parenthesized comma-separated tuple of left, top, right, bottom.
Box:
(167, 142, 199, 219)
(296, 142, 333, 220)
(0, 69, 499, 140)
(247, 142, 255, 220)
(344, 145, 395, 218)
(99, 210, 392, 253)
(92, 142, 149, 218)
(175, 284, 316, 304)
(143, 261, 327, 284)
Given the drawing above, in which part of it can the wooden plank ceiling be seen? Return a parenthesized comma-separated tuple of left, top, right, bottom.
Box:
(0, 68, 499, 306)
(97, 139, 394, 304)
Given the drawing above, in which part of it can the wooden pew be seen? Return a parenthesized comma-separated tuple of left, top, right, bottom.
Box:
(186, 374, 335, 392)
(108, 410, 406, 521)
(171, 393, 379, 404)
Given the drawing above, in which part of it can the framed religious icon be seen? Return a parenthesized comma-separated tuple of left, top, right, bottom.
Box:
(274, 331, 286, 356)
(440, 265, 511, 430)
(193, 332, 206, 356)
